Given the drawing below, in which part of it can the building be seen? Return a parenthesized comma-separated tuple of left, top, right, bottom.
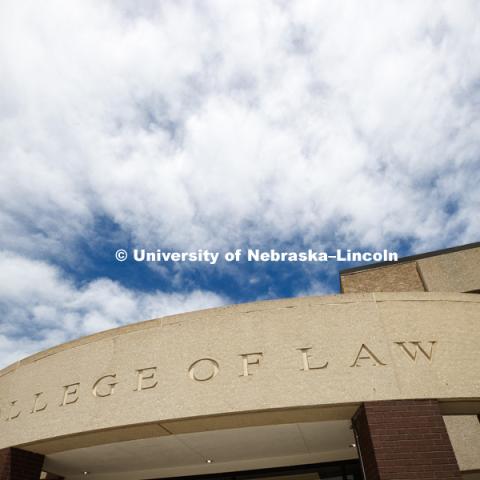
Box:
(1, 242, 479, 480)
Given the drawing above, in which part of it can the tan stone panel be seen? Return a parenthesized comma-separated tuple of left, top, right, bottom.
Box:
(0, 293, 479, 454)
(417, 247, 480, 292)
(340, 262, 425, 293)
(444, 415, 480, 472)
(373, 293, 480, 398)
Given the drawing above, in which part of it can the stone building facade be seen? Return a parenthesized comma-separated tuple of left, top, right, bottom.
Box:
(1, 243, 479, 480)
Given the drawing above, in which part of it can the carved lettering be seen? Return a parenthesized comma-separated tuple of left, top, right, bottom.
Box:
(239, 352, 263, 377)
(297, 347, 328, 371)
(61, 383, 80, 406)
(7, 400, 21, 421)
(395, 341, 436, 362)
(135, 367, 158, 391)
(350, 344, 386, 367)
(92, 374, 118, 397)
(5, 339, 440, 412)
(188, 358, 220, 382)
(31, 392, 48, 413)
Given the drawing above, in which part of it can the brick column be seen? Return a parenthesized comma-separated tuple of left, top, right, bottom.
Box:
(0, 448, 44, 480)
(352, 400, 461, 480)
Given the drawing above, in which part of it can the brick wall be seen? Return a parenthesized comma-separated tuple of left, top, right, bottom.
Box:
(340, 262, 425, 293)
(0, 448, 44, 480)
(352, 400, 461, 480)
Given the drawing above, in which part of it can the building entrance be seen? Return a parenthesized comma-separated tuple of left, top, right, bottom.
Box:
(157, 459, 362, 480)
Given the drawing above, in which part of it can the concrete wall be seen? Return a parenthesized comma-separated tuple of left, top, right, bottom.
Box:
(0, 292, 478, 457)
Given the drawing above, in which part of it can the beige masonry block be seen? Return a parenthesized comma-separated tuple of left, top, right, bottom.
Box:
(340, 262, 425, 293)
(340, 245, 480, 294)
(417, 246, 480, 292)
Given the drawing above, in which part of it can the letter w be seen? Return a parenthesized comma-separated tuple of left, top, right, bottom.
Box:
(395, 341, 436, 362)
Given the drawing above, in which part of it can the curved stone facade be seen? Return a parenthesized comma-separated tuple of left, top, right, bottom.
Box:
(1, 292, 479, 456)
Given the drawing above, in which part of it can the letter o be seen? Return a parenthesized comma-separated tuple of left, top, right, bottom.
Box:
(224, 252, 235, 262)
(188, 358, 220, 382)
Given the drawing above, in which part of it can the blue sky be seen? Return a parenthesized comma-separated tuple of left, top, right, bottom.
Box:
(1, 0, 480, 367)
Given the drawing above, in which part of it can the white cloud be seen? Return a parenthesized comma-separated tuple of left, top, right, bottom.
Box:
(1, 1, 480, 364)
(0, 251, 226, 367)
(0, 0, 479, 259)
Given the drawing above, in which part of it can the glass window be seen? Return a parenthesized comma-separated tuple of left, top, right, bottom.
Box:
(158, 460, 362, 480)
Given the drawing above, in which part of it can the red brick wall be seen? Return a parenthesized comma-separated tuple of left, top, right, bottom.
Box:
(352, 400, 461, 480)
(0, 448, 44, 480)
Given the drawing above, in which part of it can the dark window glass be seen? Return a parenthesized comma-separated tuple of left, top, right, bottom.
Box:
(151, 460, 362, 480)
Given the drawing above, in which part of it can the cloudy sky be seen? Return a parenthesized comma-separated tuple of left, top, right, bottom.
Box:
(1, 0, 479, 367)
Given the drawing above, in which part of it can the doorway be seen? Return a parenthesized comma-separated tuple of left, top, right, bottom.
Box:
(153, 459, 362, 480)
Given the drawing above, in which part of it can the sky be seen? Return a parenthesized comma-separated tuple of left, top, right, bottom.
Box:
(1, 0, 479, 368)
